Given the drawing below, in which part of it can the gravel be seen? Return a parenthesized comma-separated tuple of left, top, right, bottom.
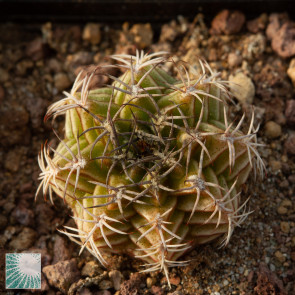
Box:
(0, 10, 295, 295)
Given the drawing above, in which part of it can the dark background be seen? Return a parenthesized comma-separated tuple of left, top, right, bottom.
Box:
(0, 0, 294, 23)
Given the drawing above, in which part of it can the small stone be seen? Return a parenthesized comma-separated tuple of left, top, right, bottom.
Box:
(287, 59, 295, 87)
(9, 227, 37, 250)
(52, 235, 72, 264)
(12, 203, 34, 226)
(4, 148, 22, 172)
(247, 14, 268, 33)
(272, 22, 295, 58)
(43, 259, 80, 293)
(228, 53, 242, 68)
(0, 84, 4, 102)
(169, 276, 180, 286)
(264, 121, 282, 138)
(81, 260, 102, 277)
(223, 279, 229, 286)
(229, 72, 255, 104)
(151, 285, 163, 295)
(99, 280, 113, 290)
(0, 68, 10, 83)
(26, 38, 45, 61)
(82, 23, 101, 45)
(266, 13, 289, 40)
(109, 270, 123, 291)
(0, 214, 8, 230)
(280, 221, 290, 234)
(275, 251, 286, 263)
(284, 132, 295, 155)
(54, 72, 71, 91)
(210, 10, 245, 35)
(285, 99, 295, 125)
(146, 277, 154, 288)
(130, 23, 153, 48)
(277, 206, 288, 215)
(269, 160, 282, 172)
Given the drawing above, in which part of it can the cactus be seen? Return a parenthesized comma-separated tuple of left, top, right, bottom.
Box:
(36, 51, 264, 286)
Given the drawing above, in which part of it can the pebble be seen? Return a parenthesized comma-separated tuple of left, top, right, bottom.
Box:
(264, 121, 282, 138)
(4, 148, 22, 172)
(210, 10, 245, 35)
(284, 132, 295, 155)
(247, 13, 268, 33)
(0, 214, 8, 230)
(269, 160, 282, 172)
(82, 23, 101, 45)
(229, 72, 255, 104)
(130, 23, 153, 48)
(11, 203, 34, 226)
(99, 280, 113, 290)
(275, 251, 286, 263)
(109, 270, 123, 291)
(43, 259, 80, 293)
(227, 53, 242, 68)
(285, 99, 295, 125)
(271, 22, 295, 58)
(26, 38, 44, 61)
(0, 68, 9, 83)
(223, 279, 229, 286)
(287, 59, 295, 87)
(81, 260, 101, 277)
(54, 72, 71, 91)
(169, 276, 181, 286)
(0, 84, 4, 102)
(52, 235, 72, 264)
(9, 227, 37, 250)
(280, 221, 290, 234)
(146, 277, 154, 288)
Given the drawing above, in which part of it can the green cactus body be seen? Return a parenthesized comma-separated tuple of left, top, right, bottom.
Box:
(37, 51, 264, 286)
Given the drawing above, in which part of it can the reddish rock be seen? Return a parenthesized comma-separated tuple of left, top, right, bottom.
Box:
(43, 259, 80, 293)
(254, 263, 287, 295)
(120, 273, 144, 295)
(272, 22, 295, 58)
(52, 235, 72, 264)
(266, 13, 289, 40)
(151, 285, 164, 295)
(247, 14, 268, 33)
(285, 100, 295, 126)
(26, 38, 45, 61)
(210, 10, 245, 35)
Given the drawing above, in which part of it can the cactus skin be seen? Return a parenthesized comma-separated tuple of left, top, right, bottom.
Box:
(37, 51, 264, 286)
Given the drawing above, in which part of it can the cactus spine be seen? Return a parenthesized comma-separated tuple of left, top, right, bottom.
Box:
(37, 51, 264, 287)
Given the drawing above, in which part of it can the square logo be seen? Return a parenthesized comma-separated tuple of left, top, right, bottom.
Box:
(6, 253, 41, 289)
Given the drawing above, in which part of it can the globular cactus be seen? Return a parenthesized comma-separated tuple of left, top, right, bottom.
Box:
(36, 51, 265, 286)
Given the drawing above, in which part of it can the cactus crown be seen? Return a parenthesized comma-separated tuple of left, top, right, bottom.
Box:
(37, 50, 264, 287)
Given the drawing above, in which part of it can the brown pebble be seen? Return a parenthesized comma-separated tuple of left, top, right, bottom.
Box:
(228, 53, 242, 68)
(81, 260, 101, 277)
(272, 22, 295, 58)
(0, 85, 4, 102)
(54, 72, 71, 91)
(210, 10, 245, 35)
(130, 23, 153, 48)
(82, 23, 101, 45)
(43, 259, 80, 293)
(275, 250, 286, 263)
(265, 121, 282, 138)
(284, 132, 295, 155)
(26, 38, 45, 61)
(280, 221, 290, 234)
(109, 270, 123, 291)
(9, 227, 37, 250)
(285, 99, 295, 125)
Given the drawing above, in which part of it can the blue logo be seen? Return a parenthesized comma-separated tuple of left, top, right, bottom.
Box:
(6, 253, 41, 289)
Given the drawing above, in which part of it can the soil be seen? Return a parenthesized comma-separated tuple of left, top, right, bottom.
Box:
(0, 10, 294, 295)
